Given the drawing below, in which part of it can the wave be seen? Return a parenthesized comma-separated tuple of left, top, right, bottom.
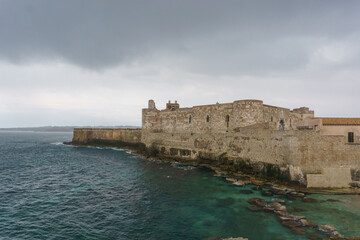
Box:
(51, 142, 136, 157)
(51, 142, 76, 147)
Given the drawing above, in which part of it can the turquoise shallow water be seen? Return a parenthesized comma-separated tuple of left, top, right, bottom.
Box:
(0, 132, 359, 240)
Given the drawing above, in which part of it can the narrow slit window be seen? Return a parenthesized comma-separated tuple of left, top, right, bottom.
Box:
(226, 115, 230, 128)
(348, 132, 354, 143)
(189, 115, 192, 123)
(206, 115, 210, 123)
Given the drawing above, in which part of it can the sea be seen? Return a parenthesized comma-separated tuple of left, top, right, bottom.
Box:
(0, 131, 359, 240)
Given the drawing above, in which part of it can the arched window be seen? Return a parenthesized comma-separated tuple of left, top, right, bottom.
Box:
(189, 115, 192, 123)
(206, 115, 210, 123)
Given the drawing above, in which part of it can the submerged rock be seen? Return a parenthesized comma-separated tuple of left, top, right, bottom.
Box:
(232, 181, 245, 186)
(288, 214, 306, 221)
(302, 197, 318, 203)
(286, 195, 297, 200)
(239, 189, 253, 194)
(226, 177, 237, 182)
(261, 190, 273, 196)
(263, 206, 275, 212)
(269, 202, 286, 211)
(274, 199, 285, 204)
(273, 189, 287, 195)
(282, 220, 301, 228)
(277, 215, 292, 222)
(319, 224, 343, 237)
(247, 205, 261, 212)
(307, 233, 322, 240)
(292, 227, 306, 235)
(300, 219, 317, 228)
(290, 192, 305, 198)
(275, 210, 288, 217)
(251, 179, 265, 185)
(247, 198, 261, 204)
(254, 199, 268, 207)
(319, 224, 337, 232)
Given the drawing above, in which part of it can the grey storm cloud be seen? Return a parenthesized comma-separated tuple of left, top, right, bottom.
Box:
(1, 0, 360, 73)
(1, 0, 360, 128)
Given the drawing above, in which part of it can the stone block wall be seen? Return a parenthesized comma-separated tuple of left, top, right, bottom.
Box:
(141, 126, 360, 184)
(142, 99, 314, 134)
(72, 128, 142, 144)
(307, 168, 352, 188)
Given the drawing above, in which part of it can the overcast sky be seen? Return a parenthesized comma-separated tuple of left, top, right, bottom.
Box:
(1, 0, 360, 127)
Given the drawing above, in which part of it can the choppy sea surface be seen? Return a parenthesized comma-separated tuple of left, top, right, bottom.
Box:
(0, 131, 359, 240)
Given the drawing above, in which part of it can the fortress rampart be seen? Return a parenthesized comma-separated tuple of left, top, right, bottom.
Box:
(142, 99, 314, 133)
(72, 128, 142, 146)
(71, 99, 360, 189)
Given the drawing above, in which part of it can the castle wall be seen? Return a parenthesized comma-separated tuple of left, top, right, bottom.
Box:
(71, 125, 360, 186)
(72, 128, 142, 144)
(70, 99, 360, 188)
(321, 125, 360, 142)
(263, 105, 291, 130)
(141, 127, 360, 184)
(307, 168, 352, 188)
(142, 100, 314, 134)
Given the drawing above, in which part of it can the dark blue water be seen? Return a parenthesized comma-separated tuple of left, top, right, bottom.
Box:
(0, 132, 359, 240)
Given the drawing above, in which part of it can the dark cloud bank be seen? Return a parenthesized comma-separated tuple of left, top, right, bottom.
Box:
(1, 0, 360, 127)
(1, 0, 360, 72)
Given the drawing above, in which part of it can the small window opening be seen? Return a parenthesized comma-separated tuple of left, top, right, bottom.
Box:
(226, 115, 230, 122)
(226, 115, 230, 128)
(206, 115, 210, 123)
(279, 119, 285, 131)
(348, 132, 354, 143)
(271, 116, 273, 122)
(189, 115, 192, 123)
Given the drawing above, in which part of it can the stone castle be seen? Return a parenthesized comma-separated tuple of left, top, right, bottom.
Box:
(71, 99, 360, 189)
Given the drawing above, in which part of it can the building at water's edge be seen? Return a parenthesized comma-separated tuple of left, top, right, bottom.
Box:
(71, 99, 360, 189)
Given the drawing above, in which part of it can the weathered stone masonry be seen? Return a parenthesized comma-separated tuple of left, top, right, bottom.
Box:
(72, 99, 360, 188)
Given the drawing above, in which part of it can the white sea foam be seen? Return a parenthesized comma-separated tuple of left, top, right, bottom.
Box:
(51, 142, 76, 147)
(110, 148, 125, 151)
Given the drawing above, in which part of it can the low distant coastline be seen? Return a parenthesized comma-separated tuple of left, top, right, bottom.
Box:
(0, 126, 140, 133)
